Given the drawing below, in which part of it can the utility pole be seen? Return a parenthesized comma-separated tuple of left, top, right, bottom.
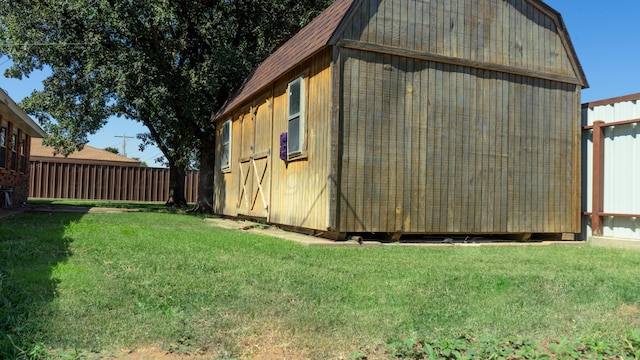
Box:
(114, 134, 135, 157)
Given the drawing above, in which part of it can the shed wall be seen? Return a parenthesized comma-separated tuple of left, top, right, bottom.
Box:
(268, 50, 334, 230)
(582, 99, 640, 239)
(214, 49, 334, 232)
(338, 48, 581, 234)
(342, 0, 580, 82)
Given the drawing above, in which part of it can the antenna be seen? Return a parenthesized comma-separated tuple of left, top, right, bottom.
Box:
(114, 134, 135, 157)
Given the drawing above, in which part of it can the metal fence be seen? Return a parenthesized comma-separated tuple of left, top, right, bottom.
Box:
(29, 161, 199, 203)
(582, 94, 640, 240)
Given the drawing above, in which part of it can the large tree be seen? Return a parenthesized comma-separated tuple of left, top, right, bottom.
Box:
(0, 0, 333, 210)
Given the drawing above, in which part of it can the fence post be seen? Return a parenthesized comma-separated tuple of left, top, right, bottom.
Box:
(591, 120, 605, 237)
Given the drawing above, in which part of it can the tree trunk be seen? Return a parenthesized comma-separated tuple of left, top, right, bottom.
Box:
(190, 137, 215, 213)
(166, 164, 188, 207)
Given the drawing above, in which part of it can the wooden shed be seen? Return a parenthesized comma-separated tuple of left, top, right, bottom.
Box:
(213, 0, 588, 240)
(1, 88, 46, 207)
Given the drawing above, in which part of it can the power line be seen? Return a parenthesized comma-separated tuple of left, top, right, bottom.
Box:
(1, 42, 98, 47)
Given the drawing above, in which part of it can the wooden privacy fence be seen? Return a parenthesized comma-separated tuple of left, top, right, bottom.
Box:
(29, 161, 199, 202)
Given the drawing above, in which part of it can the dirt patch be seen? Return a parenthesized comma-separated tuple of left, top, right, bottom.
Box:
(617, 303, 640, 327)
(108, 348, 210, 359)
(102, 343, 306, 360)
(239, 328, 307, 360)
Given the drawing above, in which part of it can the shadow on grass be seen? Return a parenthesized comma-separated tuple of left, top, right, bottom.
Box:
(0, 211, 84, 357)
(28, 199, 198, 214)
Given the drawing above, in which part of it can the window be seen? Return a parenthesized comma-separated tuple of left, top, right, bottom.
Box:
(221, 119, 231, 171)
(10, 131, 17, 171)
(0, 126, 6, 169)
(287, 76, 305, 157)
(20, 133, 27, 173)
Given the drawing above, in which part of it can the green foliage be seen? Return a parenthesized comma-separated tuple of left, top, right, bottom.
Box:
(103, 147, 119, 155)
(0, 0, 334, 170)
(384, 332, 640, 359)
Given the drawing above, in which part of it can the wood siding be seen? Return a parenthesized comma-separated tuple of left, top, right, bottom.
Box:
(269, 50, 333, 230)
(343, 0, 581, 85)
(215, 49, 334, 231)
(213, 0, 584, 236)
(337, 48, 581, 234)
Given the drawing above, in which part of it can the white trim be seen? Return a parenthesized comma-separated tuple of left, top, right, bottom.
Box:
(221, 119, 232, 171)
(286, 76, 305, 157)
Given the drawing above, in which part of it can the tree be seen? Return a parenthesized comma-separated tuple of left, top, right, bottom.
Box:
(103, 147, 119, 155)
(0, 0, 334, 211)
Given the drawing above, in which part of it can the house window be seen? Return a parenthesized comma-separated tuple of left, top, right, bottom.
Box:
(0, 126, 6, 169)
(10, 131, 17, 171)
(221, 119, 231, 171)
(287, 76, 305, 157)
(20, 133, 27, 173)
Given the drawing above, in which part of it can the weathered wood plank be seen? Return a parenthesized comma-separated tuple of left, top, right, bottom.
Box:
(392, 55, 405, 232)
(441, 63, 453, 231)
(405, 0, 415, 50)
(445, 0, 454, 57)
(435, 0, 444, 55)
(413, 0, 423, 52)
(499, 72, 509, 232)
(428, 0, 438, 54)
(452, 66, 465, 232)
(409, 59, 422, 233)
(345, 54, 357, 231)
(338, 40, 582, 86)
(362, 52, 376, 231)
(432, 62, 444, 231)
(383, 0, 394, 47)
(371, 54, 386, 232)
(403, 58, 415, 233)
(424, 62, 437, 230)
(415, 60, 427, 231)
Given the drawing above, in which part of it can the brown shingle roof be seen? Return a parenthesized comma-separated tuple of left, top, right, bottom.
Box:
(214, 0, 358, 121)
(30, 138, 141, 166)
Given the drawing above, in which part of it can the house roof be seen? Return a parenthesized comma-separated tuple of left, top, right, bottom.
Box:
(0, 88, 47, 138)
(214, 0, 358, 121)
(30, 138, 141, 166)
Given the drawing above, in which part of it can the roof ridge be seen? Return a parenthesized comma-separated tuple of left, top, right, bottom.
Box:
(31, 138, 141, 164)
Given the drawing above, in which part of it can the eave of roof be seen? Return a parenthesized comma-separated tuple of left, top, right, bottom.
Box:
(533, 0, 589, 88)
(0, 88, 47, 138)
(214, 0, 359, 121)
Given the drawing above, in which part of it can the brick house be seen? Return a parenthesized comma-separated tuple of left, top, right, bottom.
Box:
(0, 88, 46, 207)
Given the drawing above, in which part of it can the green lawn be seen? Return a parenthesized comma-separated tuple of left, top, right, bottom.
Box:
(1, 208, 639, 359)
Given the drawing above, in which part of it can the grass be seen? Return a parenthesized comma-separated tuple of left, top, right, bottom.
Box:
(1, 207, 639, 358)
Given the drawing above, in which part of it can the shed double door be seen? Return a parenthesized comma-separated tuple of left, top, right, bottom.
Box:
(237, 99, 272, 219)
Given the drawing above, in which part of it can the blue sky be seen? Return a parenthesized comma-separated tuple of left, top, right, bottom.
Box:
(1, 0, 639, 166)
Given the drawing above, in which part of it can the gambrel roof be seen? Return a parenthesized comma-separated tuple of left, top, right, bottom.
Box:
(214, 0, 587, 122)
